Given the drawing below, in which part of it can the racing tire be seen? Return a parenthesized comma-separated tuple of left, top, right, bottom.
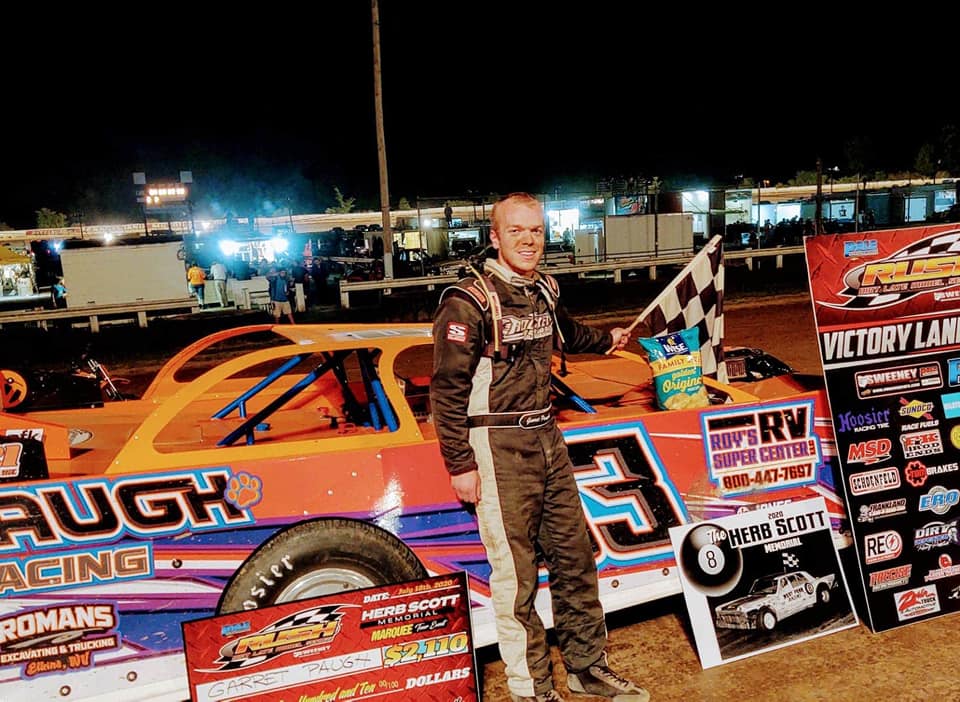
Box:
(758, 608, 778, 632)
(217, 517, 428, 614)
(817, 584, 831, 606)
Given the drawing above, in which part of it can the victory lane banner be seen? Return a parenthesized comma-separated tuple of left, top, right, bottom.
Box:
(669, 496, 859, 669)
(806, 224, 960, 632)
(182, 572, 478, 702)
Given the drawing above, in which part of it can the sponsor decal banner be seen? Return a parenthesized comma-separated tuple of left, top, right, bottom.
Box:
(669, 497, 858, 669)
(857, 498, 907, 523)
(854, 362, 942, 399)
(0, 603, 121, 677)
(894, 585, 941, 621)
(869, 564, 912, 592)
(806, 225, 960, 632)
(182, 572, 478, 702)
(701, 400, 822, 496)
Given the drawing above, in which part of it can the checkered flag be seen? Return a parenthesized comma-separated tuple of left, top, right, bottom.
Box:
(783, 552, 800, 570)
(834, 229, 960, 309)
(632, 234, 726, 381)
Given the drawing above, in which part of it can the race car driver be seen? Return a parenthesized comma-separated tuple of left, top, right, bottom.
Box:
(430, 192, 649, 702)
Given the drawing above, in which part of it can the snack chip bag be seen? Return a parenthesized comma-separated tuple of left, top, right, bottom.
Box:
(637, 327, 710, 410)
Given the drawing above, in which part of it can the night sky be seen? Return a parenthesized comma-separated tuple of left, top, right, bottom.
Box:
(2, 4, 953, 229)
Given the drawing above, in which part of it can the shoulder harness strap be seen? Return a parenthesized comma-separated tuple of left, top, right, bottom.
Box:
(466, 262, 503, 358)
(440, 263, 505, 359)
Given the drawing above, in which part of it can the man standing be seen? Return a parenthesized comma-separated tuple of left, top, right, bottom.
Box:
(430, 193, 648, 702)
(210, 259, 229, 307)
(52, 277, 68, 308)
(186, 262, 206, 308)
(268, 267, 295, 324)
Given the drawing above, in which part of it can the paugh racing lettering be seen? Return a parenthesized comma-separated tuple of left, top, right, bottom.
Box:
(0, 469, 252, 553)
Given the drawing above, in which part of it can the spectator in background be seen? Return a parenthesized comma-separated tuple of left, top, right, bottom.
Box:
(186, 262, 206, 307)
(210, 259, 229, 307)
(310, 258, 326, 304)
(291, 259, 306, 287)
(268, 267, 295, 324)
(233, 256, 251, 281)
(52, 277, 68, 308)
(444, 202, 454, 229)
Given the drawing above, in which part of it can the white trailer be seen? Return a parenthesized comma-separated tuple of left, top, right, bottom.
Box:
(603, 213, 694, 258)
(59, 240, 193, 307)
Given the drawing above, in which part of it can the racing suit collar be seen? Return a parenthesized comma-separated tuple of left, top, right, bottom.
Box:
(484, 258, 541, 289)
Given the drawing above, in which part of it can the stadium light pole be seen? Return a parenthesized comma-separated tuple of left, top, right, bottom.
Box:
(371, 0, 393, 279)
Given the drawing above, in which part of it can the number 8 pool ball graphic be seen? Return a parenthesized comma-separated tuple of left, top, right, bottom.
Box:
(678, 523, 743, 597)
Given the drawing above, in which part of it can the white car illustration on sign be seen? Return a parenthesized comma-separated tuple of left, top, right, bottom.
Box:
(714, 570, 837, 631)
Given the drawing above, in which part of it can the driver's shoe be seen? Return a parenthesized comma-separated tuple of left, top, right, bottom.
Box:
(567, 659, 650, 702)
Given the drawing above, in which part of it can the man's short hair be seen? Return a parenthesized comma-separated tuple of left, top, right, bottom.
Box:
(491, 192, 542, 231)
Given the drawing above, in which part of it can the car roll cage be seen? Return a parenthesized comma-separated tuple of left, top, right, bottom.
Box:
(214, 348, 399, 447)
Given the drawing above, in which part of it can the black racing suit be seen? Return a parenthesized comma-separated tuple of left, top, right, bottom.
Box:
(430, 259, 613, 698)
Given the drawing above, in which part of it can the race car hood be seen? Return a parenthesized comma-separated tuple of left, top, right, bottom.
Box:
(717, 593, 770, 613)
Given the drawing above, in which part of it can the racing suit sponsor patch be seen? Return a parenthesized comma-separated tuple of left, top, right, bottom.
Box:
(446, 322, 467, 343)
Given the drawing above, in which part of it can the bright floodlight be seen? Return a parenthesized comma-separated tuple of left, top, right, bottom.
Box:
(271, 236, 288, 253)
(219, 240, 240, 256)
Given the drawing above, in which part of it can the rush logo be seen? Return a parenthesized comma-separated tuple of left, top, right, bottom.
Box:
(847, 438, 892, 465)
(215, 605, 346, 671)
(0, 469, 253, 553)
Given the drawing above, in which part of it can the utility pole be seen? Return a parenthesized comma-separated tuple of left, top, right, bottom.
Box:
(854, 172, 861, 233)
(371, 0, 393, 279)
(815, 158, 824, 235)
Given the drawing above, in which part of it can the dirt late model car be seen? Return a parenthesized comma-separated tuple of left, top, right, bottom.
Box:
(0, 323, 845, 701)
(714, 570, 838, 631)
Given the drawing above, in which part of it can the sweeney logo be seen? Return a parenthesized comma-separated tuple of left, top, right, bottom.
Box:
(214, 605, 347, 671)
(826, 230, 960, 309)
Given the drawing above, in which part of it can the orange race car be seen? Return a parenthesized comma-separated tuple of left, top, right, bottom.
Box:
(0, 323, 845, 701)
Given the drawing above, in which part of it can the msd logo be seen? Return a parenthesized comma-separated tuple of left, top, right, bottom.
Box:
(847, 438, 892, 465)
